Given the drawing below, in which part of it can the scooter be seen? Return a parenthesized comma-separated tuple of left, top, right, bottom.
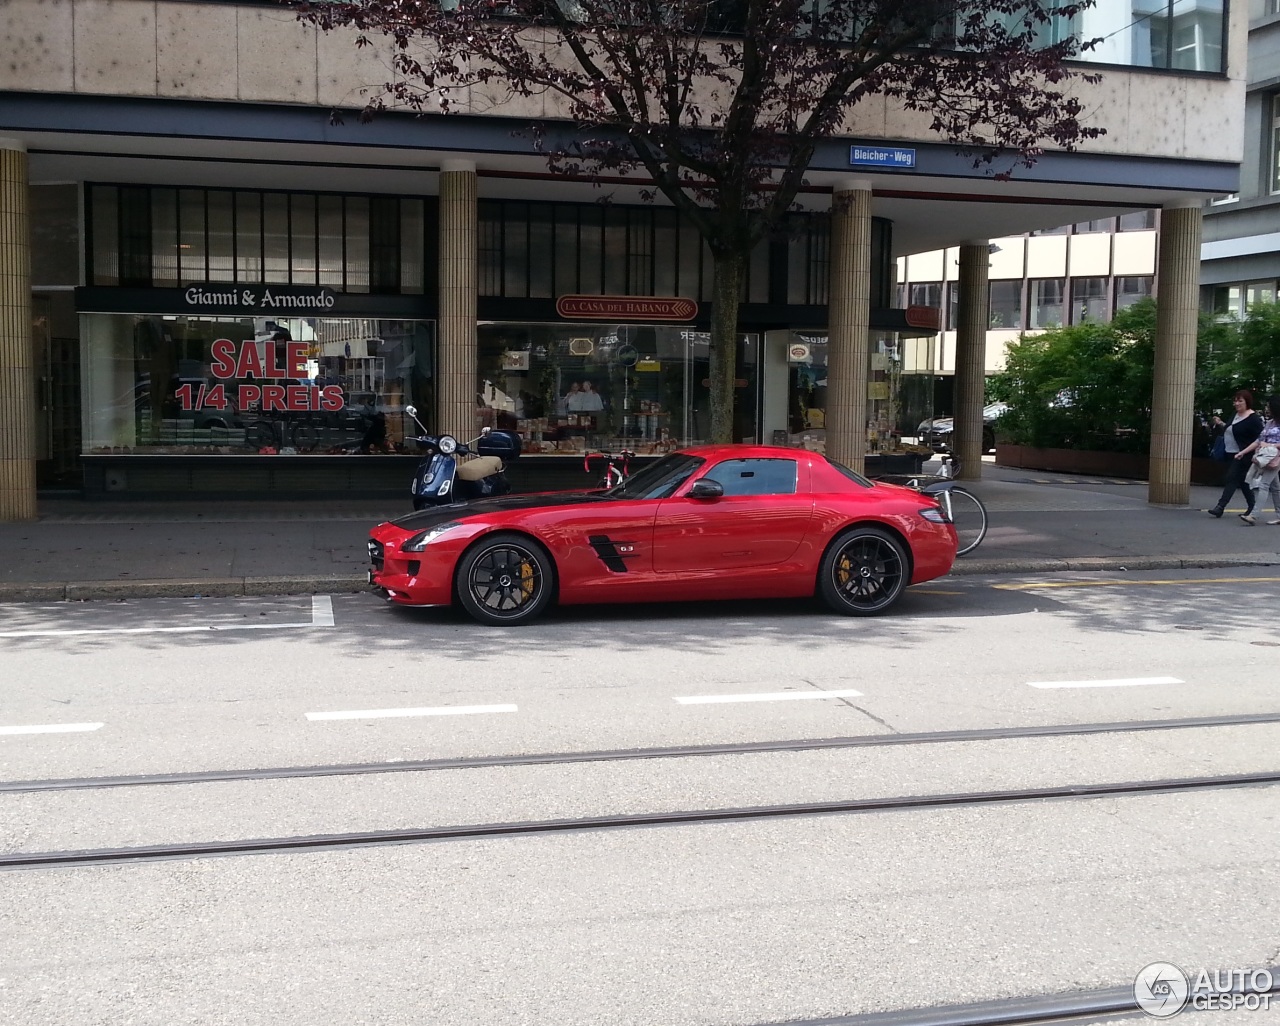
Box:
(404, 405, 522, 510)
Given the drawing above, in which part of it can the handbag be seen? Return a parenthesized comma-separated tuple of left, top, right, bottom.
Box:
(1254, 444, 1279, 467)
(1210, 435, 1227, 462)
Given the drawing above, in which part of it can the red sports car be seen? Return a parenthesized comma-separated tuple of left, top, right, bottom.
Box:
(367, 445, 957, 625)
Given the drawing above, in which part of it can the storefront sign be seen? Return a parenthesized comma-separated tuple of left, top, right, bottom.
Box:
(904, 305, 941, 330)
(787, 343, 811, 362)
(850, 146, 916, 169)
(635, 359, 662, 372)
(556, 295, 698, 322)
(182, 284, 339, 313)
(173, 338, 346, 413)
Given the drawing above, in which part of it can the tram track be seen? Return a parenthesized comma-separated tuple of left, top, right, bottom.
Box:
(4, 710, 1279, 795)
(4, 768, 1278, 871)
(753, 966, 1280, 1026)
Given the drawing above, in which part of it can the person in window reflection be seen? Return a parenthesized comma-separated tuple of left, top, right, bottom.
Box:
(558, 382, 580, 416)
(575, 380, 604, 413)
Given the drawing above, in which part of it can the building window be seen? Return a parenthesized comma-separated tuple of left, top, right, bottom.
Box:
(909, 282, 942, 310)
(86, 185, 425, 294)
(1117, 210, 1156, 231)
(1116, 276, 1154, 311)
(1029, 279, 1066, 328)
(1246, 281, 1277, 309)
(1213, 284, 1244, 318)
(1071, 277, 1109, 323)
(1073, 218, 1114, 234)
(946, 281, 960, 330)
(1271, 95, 1280, 194)
(989, 281, 1023, 329)
(1029, 223, 1071, 236)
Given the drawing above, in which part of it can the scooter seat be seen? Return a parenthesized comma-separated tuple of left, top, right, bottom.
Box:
(456, 455, 503, 481)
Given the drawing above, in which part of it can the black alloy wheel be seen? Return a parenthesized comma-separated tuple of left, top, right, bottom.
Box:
(818, 527, 909, 616)
(455, 533, 555, 626)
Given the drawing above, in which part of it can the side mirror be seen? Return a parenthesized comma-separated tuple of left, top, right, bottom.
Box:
(688, 478, 723, 499)
(405, 405, 417, 417)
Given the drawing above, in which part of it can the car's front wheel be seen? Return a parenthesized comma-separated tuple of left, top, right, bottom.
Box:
(455, 532, 555, 626)
(818, 527, 909, 616)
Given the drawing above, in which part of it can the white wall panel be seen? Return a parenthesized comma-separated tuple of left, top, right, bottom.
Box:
(1112, 231, 1157, 276)
(1068, 233, 1113, 277)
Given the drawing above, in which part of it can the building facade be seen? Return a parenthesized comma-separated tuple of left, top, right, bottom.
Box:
(0, 0, 1248, 515)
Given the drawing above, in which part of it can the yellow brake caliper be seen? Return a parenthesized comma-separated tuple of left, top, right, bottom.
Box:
(520, 561, 535, 600)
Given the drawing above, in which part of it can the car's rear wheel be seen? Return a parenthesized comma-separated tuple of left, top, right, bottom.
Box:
(818, 527, 909, 616)
(455, 532, 555, 626)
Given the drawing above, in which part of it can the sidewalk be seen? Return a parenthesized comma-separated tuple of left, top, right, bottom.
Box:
(0, 462, 1276, 601)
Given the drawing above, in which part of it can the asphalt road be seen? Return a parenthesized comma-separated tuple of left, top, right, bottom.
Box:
(2, 570, 1279, 1025)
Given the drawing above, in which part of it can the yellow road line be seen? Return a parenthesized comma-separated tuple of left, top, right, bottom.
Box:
(995, 576, 1280, 591)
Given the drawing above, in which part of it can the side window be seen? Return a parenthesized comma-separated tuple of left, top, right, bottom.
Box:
(706, 458, 799, 497)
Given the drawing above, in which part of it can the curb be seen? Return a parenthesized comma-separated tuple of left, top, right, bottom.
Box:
(1, 556, 1277, 602)
(0, 575, 370, 602)
(949, 554, 1280, 576)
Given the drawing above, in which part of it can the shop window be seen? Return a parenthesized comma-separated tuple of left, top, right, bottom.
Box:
(1118, 210, 1156, 231)
(263, 193, 290, 283)
(318, 195, 344, 288)
(989, 281, 1023, 329)
(474, 322, 758, 454)
(1116, 276, 1154, 311)
(208, 191, 235, 283)
(1029, 279, 1065, 329)
(89, 185, 119, 286)
(706, 458, 798, 497)
(292, 194, 319, 286)
(151, 188, 179, 288)
(1071, 277, 1109, 323)
(368, 196, 400, 294)
(119, 187, 153, 288)
(79, 314, 434, 456)
(235, 192, 263, 282)
(345, 196, 370, 294)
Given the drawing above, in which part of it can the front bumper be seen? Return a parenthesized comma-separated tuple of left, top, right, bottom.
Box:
(367, 528, 453, 606)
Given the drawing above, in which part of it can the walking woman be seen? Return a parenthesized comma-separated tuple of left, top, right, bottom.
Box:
(1235, 393, 1280, 524)
(1208, 389, 1263, 518)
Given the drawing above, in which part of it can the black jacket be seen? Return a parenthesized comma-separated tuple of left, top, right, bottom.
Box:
(1228, 412, 1264, 451)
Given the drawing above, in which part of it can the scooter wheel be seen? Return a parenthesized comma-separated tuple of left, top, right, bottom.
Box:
(455, 532, 555, 626)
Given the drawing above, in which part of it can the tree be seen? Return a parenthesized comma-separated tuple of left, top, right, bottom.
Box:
(295, 0, 1104, 442)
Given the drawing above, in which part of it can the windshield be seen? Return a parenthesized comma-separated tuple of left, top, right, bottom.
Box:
(603, 453, 705, 500)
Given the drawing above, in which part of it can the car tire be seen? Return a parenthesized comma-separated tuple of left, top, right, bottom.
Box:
(455, 532, 556, 626)
(817, 526, 909, 616)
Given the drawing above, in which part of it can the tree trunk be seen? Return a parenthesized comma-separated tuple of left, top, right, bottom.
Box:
(708, 249, 745, 444)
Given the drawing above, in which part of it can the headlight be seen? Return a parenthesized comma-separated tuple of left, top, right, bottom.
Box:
(402, 520, 464, 552)
(438, 435, 458, 455)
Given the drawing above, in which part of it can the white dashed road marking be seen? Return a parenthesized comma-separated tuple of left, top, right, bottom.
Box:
(1027, 676, 1185, 689)
(0, 722, 104, 736)
(674, 689, 864, 705)
(305, 704, 519, 722)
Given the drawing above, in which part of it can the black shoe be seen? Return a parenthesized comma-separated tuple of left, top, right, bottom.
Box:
(1207, 507, 1224, 518)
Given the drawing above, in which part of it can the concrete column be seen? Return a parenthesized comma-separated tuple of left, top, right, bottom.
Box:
(953, 243, 990, 481)
(0, 138, 35, 521)
(826, 180, 872, 472)
(437, 160, 478, 442)
(1148, 202, 1202, 506)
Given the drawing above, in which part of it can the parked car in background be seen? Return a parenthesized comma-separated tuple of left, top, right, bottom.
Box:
(917, 402, 1007, 454)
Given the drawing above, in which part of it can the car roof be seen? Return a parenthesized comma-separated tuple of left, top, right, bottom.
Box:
(677, 444, 824, 461)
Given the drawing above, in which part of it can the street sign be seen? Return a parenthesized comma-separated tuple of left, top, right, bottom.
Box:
(849, 146, 916, 169)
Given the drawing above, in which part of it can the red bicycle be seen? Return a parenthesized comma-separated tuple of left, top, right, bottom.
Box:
(584, 449, 634, 488)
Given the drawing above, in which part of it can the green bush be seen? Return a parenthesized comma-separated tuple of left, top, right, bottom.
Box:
(988, 300, 1155, 453)
(987, 299, 1280, 454)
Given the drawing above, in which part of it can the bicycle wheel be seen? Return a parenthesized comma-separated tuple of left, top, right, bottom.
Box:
(943, 486, 988, 556)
